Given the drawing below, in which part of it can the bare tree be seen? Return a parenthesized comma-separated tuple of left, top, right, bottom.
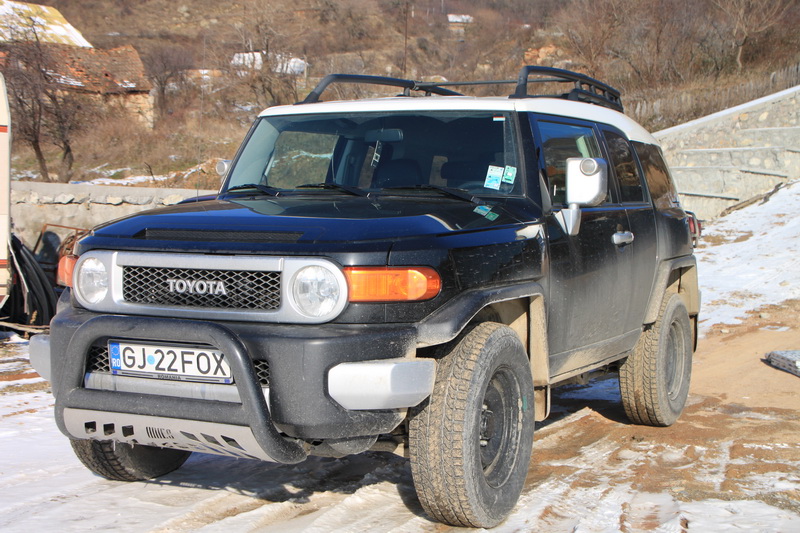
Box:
(553, 0, 625, 78)
(145, 46, 194, 117)
(712, 0, 796, 71)
(605, 0, 708, 87)
(229, 4, 300, 108)
(0, 23, 89, 182)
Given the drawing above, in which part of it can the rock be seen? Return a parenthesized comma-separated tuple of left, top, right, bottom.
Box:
(123, 196, 154, 205)
(53, 194, 75, 204)
(160, 194, 185, 206)
(93, 196, 123, 206)
(10, 190, 27, 204)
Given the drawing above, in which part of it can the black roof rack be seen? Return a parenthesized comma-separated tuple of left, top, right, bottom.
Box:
(510, 66, 623, 112)
(299, 66, 624, 113)
(300, 74, 463, 104)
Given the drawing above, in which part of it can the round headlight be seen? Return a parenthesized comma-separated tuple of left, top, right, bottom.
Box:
(291, 265, 342, 318)
(77, 257, 108, 304)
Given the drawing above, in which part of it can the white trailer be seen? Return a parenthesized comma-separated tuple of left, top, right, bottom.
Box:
(0, 74, 11, 309)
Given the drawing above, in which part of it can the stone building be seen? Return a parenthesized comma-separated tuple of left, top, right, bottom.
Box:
(0, 0, 154, 126)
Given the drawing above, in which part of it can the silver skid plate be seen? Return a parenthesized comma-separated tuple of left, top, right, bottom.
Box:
(63, 408, 275, 461)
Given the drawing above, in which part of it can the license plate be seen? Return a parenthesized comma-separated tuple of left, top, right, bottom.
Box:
(108, 341, 233, 384)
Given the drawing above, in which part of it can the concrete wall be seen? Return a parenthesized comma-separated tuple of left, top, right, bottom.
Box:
(10, 181, 216, 252)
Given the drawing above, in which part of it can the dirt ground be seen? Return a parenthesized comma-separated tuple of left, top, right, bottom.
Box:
(1, 301, 799, 531)
(527, 299, 800, 528)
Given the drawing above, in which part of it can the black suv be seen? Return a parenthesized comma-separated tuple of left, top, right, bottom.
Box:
(32, 67, 699, 528)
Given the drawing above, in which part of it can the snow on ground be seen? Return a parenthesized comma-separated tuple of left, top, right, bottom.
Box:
(2, 181, 800, 531)
(68, 162, 209, 186)
(695, 179, 800, 331)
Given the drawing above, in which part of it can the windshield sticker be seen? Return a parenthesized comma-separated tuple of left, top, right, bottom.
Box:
(484, 165, 504, 190)
(502, 166, 517, 184)
(473, 205, 499, 221)
(371, 141, 382, 168)
(492, 115, 506, 122)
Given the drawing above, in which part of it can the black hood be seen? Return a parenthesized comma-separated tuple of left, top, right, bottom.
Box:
(77, 194, 534, 255)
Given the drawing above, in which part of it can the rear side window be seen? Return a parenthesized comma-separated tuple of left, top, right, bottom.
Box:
(633, 142, 680, 210)
(604, 131, 645, 203)
(538, 121, 602, 204)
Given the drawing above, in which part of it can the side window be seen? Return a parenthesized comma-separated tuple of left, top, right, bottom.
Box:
(633, 141, 680, 210)
(604, 131, 645, 203)
(537, 121, 603, 204)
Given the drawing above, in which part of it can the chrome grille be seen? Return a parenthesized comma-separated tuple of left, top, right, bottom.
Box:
(122, 266, 281, 310)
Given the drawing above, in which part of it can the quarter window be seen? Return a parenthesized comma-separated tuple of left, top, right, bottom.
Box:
(633, 141, 679, 210)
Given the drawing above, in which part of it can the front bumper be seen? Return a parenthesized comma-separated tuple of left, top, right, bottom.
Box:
(35, 307, 435, 463)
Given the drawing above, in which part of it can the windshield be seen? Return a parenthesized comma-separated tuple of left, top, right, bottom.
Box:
(224, 110, 523, 197)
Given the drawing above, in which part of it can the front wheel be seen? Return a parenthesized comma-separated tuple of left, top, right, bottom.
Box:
(620, 292, 693, 427)
(409, 322, 535, 528)
(70, 439, 191, 481)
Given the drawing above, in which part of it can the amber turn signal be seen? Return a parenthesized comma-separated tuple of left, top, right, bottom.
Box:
(344, 267, 441, 302)
(57, 255, 78, 287)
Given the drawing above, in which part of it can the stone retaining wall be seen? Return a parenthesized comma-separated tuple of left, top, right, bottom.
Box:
(655, 85, 800, 219)
(10, 181, 216, 251)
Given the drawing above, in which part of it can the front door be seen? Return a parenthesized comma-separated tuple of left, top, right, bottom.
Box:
(530, 115, 633, 379)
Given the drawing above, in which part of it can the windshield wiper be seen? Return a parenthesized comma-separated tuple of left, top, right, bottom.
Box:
(381, 184, 484, 205)
(296, 183, 368, 197)
(226, 183, 280, 196)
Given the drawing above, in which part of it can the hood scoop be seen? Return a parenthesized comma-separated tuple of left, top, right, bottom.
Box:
(138, 228, 303, 243)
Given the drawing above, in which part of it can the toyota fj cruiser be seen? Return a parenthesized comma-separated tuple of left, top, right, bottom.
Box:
(31, 66, 700, 528)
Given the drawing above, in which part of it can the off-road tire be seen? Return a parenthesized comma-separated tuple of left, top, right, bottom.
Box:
(409, 322, 535, 528)
(70, 439, 191, 481)
(620, 292, 692, 426)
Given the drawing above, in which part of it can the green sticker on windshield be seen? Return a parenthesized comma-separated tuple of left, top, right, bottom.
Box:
(502, 166, 517, 184)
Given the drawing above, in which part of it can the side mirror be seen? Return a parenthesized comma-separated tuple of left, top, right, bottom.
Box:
(216, 159, 231, 177)
(557, 158, 608, 236)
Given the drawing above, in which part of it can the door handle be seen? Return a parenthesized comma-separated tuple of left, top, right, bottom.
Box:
(612, 231, 634, 246)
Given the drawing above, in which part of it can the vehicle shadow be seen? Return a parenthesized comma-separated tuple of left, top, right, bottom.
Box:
(142, 447, 428, 520)
(136, 375, 629, 523)
(536, 374, 631, 430)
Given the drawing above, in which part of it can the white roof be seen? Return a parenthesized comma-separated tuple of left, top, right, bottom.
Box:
(0, 0, 92, 47)
(259, 96, 658, 144)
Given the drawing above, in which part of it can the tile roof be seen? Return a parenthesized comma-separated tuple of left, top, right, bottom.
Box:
(45, 44, 152, 94)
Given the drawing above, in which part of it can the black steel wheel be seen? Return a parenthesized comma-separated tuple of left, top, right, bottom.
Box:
(620, 292, 693, 427)
(409, 322, 535, 528)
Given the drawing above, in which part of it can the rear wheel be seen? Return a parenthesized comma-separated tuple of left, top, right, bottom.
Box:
(409, 322, 535, 528)
(620, 292, 692, 426)
(70, 439, 191, 481)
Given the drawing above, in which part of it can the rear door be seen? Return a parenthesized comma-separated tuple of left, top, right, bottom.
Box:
(600, 127, 658, 335)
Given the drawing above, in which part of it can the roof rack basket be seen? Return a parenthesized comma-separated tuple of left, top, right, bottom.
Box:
(301, 74, 462, 104)
(299, 66, 624, 113)
(510, 66, 623, 112)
